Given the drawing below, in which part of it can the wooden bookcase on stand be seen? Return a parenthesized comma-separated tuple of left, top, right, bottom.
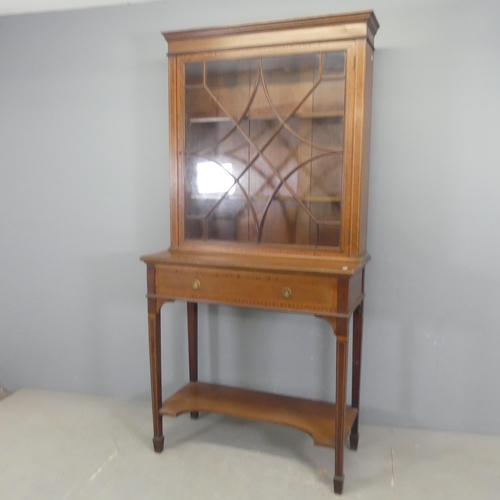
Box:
(141, 11, 379, 494)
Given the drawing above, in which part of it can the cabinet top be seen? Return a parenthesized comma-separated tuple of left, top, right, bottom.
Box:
(163, 11, 379, 54)
(141, 249, 370, 277)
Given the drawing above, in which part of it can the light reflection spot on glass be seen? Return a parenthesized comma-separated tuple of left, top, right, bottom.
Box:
(196, 161, 235, 195)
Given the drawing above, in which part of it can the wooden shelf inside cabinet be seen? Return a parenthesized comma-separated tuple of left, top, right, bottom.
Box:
(188, 194, 342, 202)
(189, 111, 345, 124)
(143, 10, 378, 496)
(161, 382, 358, 448)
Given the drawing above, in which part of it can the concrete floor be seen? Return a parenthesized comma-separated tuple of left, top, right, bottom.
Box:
(0, 385, 9, 402)
(0, 389, 499, 499)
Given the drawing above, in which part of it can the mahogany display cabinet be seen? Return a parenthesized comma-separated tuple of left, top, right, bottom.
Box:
(141, 10, 379, 494)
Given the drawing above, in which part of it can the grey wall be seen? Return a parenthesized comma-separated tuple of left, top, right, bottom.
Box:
(1, 0, 500, 434)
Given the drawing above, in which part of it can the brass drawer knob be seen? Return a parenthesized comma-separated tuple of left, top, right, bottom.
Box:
(192, 279, 201, 290)
(282, 287, 292, 299)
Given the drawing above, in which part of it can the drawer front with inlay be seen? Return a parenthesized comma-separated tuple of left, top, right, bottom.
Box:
(155, 265, 338, 314)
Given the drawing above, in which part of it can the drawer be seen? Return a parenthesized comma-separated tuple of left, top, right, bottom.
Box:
(155, 265, 338, 314)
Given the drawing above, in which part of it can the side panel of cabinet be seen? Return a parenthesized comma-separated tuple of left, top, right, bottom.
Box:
(358, 43, 375, 256)
(348, 40, 374, 257)
(339, 44, 358, 257)
(169, 55, 180, 247)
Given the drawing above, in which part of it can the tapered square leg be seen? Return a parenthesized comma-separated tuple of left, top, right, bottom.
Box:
(187, 302, 199, 420)
(153, 435, 165, 453)
(334, 319, 349, 494)
(350, 300, 364, 451)
(148, 301, 164, 452)
(334, 474, 344, 495)
(349, 433, 359, 451)
(318, 315, 350, 495)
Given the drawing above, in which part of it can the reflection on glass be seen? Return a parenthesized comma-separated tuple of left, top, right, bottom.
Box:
(196, 161, 235, 195)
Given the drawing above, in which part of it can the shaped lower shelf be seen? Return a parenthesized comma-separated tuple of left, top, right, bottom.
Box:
(160, 382, 357, 448)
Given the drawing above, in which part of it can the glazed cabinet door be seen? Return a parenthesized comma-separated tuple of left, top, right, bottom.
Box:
(172, 42, 357, 252)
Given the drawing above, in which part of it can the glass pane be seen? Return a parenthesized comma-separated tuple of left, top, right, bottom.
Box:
(185, 87, 220, 122)
(311, 79, 345, 116)
(182, 50, 347, 248)
(260, 54, 319, 119)
(323, 51, 345, 77)
(186, 121, 238, 156)
(185, 218, 204, 240)
(185, 62, 203, 85)
(259, 199, 303, 245)
(310, 152, 343, 198)
(311, 117, 344, 151)
(317, 224, 341, 247)
(206, 59, 259, 120)
(206, 184, 251, 241)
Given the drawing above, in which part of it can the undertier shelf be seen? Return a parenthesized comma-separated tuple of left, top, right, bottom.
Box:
(160, 382, 357, 448)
